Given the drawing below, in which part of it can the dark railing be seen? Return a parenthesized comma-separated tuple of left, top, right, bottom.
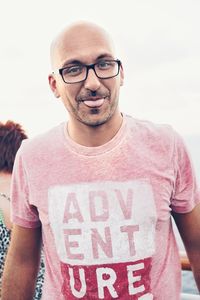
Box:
(180, 251, 191, 271)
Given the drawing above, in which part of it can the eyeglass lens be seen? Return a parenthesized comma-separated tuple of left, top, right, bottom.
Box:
(61, 60, 120, 83)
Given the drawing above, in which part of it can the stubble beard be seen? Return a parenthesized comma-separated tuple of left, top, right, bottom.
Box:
(76, 100, 118, 127)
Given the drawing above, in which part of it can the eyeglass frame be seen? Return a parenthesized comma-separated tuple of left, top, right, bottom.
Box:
(52, 59, 122, 84)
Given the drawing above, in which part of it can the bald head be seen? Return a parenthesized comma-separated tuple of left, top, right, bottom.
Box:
(50, 21, 116, 69)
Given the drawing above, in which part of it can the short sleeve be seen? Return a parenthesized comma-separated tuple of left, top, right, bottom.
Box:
(171, 131, 200, 213)
(11, 145, 41, 228)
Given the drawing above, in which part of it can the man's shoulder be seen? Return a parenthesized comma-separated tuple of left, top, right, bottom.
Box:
(125, 114, 175, 139)
(19, 123, 64, 157)
(125, 115, 182, 158)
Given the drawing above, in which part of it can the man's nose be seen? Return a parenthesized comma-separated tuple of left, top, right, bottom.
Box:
(83, 68, 101, 91)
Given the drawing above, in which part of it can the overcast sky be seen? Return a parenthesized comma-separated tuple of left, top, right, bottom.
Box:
(0, 0, 200, 138)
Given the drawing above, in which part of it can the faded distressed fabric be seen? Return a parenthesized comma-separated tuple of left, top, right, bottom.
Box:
(11, 115, 200, 300)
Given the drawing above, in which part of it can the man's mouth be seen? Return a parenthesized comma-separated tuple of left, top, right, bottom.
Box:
(82, 97, 106, 108)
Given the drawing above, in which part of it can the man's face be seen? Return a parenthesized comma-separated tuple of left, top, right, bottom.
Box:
(49, 24, 124, 127)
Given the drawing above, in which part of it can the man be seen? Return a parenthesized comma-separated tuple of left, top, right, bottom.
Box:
(2, 21, 200, 299)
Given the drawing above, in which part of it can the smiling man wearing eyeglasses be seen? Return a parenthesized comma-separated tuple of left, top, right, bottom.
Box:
(2, 21, 200, 300)
(49, 23, 124, 144)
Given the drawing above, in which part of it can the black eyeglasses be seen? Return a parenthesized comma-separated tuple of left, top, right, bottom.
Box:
(53, 59, 121, 84)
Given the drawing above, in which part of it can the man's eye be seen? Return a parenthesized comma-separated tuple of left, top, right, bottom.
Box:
(97, 61, 113, 69)
(64, 65, 83, 76)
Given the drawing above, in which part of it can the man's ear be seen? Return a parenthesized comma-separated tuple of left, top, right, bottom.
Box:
(48, 74, 60, 98)
(119, 64, 124, 86)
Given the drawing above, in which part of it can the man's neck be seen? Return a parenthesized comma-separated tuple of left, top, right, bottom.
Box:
(67, 112, 123, 147)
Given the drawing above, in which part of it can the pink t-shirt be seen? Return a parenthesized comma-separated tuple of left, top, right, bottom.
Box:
(11, 115, 200, 300)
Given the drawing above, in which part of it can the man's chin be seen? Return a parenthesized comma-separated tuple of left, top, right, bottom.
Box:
(79, 114, 111, 127)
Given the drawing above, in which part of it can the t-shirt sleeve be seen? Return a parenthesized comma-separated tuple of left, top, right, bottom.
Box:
(171, 131, 200, 213)
(10, 145, 41, 228)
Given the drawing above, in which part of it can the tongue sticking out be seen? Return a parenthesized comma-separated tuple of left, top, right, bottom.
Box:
(83, 98, 105, 108)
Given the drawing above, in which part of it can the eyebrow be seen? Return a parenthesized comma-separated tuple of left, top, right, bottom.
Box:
(61, 54, 114, 68)
(61, 60, 82, 68)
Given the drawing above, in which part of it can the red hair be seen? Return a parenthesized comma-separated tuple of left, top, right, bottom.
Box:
(0, 120, 28, 173)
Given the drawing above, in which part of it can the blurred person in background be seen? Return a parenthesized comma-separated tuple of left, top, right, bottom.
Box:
(0, 120, 45, 299)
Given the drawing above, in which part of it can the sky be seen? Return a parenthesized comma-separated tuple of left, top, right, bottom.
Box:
(0, 0, 200, 140)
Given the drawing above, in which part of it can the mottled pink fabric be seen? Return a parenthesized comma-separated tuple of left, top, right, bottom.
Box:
(11, 115, 200, 299)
